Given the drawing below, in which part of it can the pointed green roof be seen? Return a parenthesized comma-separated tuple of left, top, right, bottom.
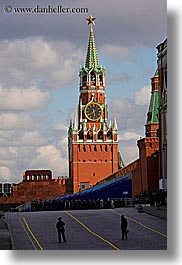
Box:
(154, 69, 159, 77)
(146, 90, 159, 124)
(146, 69, 159, 125)
(85, 19, 99, 71)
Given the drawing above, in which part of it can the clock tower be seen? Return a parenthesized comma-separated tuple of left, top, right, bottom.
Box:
(68, 16, 120, 193)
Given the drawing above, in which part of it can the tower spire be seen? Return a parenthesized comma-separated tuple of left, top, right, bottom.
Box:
(85, 15, 99, 70)
(145, 69, 159, 137)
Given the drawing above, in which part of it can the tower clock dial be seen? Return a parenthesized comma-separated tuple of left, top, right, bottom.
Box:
(84, 102, 103, 121)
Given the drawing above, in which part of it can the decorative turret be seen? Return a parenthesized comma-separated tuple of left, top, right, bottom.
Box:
(137, 69, 160, 194)
(145, 69, 159, 137)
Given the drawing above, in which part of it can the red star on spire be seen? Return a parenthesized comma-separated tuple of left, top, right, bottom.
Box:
(86, 15, 96, 25)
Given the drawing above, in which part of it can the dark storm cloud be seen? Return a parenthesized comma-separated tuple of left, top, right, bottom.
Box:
(0, 0, 167, 47)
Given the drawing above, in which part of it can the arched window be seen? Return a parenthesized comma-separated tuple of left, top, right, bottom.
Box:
(79, 130, 83, 140)
(82, 75, 87, 83)
(98, 130, 103, 139)
(90, 71, 96, 85)
(99, 73, 103, 85)
(87, 130, 93, 140)
(107, 130, 112, 139)
(82, 71, 87, 85)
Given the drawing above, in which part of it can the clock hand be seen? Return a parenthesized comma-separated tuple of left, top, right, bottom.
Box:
(89, 110, 96, 116)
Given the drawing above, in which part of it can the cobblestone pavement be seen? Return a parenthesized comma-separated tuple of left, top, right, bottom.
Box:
(143, 206, 167, 220)
(0, 217, 12, 250)
(6, 208, 167, 250)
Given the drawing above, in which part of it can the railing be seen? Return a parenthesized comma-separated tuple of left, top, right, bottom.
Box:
(16, 202, 31, 212)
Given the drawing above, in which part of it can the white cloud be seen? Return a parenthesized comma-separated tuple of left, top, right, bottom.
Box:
(20, 131, 48, 146)
(0, 129, 48, 147)
(55, 123, 68, 131)
(30, 145, 68, 177)
(0, 86, 50, 111)
(134, 86, 150, 105)
(29, 38, 58, 69)
(0, 112, 36, 130)
(8, 147, 19, 156)
(0, 166, 13, 182)
(120, 144, 139, 166)
(0, 37, 83, 90)
(101, 44, 131, 61)
(110, 85, 150, 131)
(119, 132, 141, 141)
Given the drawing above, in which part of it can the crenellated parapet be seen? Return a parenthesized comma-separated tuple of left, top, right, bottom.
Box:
(68, 117, 118, 143)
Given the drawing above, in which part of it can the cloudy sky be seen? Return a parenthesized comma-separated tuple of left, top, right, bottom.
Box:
(0, 0, 167, 183)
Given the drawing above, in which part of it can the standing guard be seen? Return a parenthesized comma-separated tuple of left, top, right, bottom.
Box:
(121, 214, 128, 240)
(56, 217, 67, 243)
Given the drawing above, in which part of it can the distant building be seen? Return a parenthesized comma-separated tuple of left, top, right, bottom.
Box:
(0, 183, 13, 197)
(0, 170, 72, 205)
(157, 39, 167, 191)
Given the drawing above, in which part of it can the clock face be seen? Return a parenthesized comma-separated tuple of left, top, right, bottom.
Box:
(84, 102, 103, 121)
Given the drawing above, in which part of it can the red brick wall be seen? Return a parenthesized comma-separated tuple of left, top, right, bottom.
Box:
(72, 143, 119, 192)
(96, 159, 141, 198)
(0, 178, 69, 205)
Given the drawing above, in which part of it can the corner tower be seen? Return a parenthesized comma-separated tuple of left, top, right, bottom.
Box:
(137, 70, 159, 194)
(68, 15, 120, 193)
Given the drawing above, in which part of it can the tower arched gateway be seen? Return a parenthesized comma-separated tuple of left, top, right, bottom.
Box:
(68, 16, 122, 193)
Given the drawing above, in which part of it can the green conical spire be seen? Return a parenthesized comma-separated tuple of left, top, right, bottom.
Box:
(85, 15, 99, 70)
(154, 69, 159, 77)
(146, 91, 159, 124)
(146, 70, 159, 125)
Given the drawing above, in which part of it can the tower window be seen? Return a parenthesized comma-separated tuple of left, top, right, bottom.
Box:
(107, 130, 112, 139)
(98, 131, 103, 139)
(90, 71, 96, 85)
(91, 71, 96, 81)
(80, 182, 89, 191)
(83, 146, 86, 152)
(94, 145, 97, 152)
(82, 75, 87, 83)
(79, 130, 83, 140)
(87, 130, 93, 139)
(105, 145, 108, 152)
(93, 172, 96, 176)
